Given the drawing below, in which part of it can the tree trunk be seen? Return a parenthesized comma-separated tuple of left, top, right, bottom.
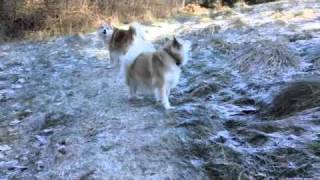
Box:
(182, 0, 186, 7)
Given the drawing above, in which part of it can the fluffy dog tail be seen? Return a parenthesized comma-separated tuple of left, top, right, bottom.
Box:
(120, 23, 155, 67)
(129, 22, 146, 40)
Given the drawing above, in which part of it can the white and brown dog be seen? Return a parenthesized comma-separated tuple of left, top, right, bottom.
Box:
(123, 37, 190, 109)
(99, 22, 155, 67)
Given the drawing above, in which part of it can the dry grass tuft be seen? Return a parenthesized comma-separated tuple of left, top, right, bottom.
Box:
(182, 3, 209, 15)
(233, 40, 299, 74)
(266, 80, 320, 118)
(271, 9, 317, 22)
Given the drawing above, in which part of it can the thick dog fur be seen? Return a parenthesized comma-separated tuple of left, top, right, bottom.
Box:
(108, 23, 155, 67)
(109, 26, 135, 65)
(124, 37, 190, 109)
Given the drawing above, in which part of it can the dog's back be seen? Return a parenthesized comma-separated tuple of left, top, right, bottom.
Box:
(127, 52, 168, 88)
(109, 28, 134, 53)
(108, 23, 155, 66)
(126, 49, 182, 93)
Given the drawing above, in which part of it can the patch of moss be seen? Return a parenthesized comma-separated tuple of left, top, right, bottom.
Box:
(224, 120, 246, 129)
(237, 128, 269, 146)
(233, 97, 256, 106)
(256, 147, 313, 178)
(308, 140, 320, 157)
(255, 124, 281, 133)
(41, 112, 73, 129)
(203, 162, 248, 180)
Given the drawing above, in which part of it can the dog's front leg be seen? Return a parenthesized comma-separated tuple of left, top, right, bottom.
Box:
(129, 86, 137, 100)
(160, 85, 172, 109)
(166, 87, 171, 98)
(110, 51, 119, 66)
(154, 88, 161, 103)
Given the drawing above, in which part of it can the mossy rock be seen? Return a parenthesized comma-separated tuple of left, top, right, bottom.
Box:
(265, 80, 320, 118)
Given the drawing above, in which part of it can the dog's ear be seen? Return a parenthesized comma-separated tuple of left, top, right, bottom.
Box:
(129, 26, 136, 35)
(173, 36, 181, 48)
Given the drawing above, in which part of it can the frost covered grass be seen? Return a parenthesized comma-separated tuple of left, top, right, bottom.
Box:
(233, 40, 299, 74)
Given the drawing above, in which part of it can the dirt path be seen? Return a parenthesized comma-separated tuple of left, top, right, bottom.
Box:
(45, 67, 189, 180)
(0, 30, 206, 180)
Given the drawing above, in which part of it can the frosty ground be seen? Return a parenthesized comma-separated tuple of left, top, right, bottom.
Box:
(1, 0, 320, 179)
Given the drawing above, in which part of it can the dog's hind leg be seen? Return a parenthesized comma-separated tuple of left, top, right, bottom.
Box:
(128, 84, 143, 100)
